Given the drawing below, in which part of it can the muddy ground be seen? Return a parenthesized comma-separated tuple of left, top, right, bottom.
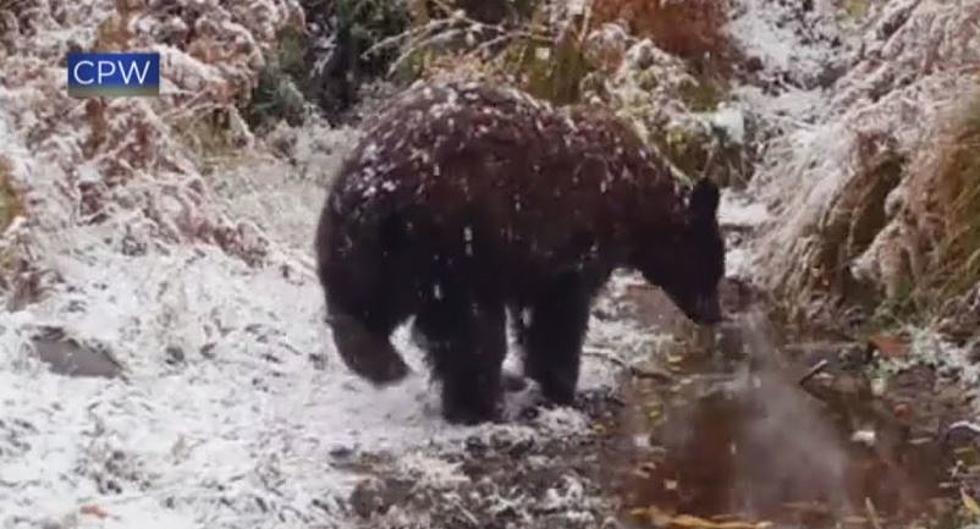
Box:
(342, 274, 980, 529)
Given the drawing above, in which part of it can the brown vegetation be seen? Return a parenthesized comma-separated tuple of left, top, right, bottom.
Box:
(590, 0, 733, 75)
(850, 91, 980, 335)
(0, 157, 22, 233)
(901, 92, 980, 331)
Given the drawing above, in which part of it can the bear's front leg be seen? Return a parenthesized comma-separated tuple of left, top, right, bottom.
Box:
(521, 273, 593, 406)
(415, 290, 507, 424)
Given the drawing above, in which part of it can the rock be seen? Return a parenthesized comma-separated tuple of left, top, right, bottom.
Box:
(164, 345, 185, 365)
(31, 326, 122, 379)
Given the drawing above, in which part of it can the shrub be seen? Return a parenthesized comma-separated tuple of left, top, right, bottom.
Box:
(301, 0, 411, 119)
(497, 23, 594, 105)
(242, 23, 311, 131)
(590, 0, 733, 77)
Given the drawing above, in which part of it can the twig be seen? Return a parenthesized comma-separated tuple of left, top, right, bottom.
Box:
(798, 359, 829, 386)
(945, 420, 980, 439)
(582, 351, 673, 381)
(864, 497, 882, 529)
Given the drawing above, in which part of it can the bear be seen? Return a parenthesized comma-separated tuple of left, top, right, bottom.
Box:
(316, 80, 725, 424)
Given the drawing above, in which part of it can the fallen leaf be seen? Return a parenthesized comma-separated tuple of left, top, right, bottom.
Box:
(670, 513, 772, 529)
(961, 488, 980, 518)
(865, 497, 882, 529)
(631, 506, 772, 529)
(631, 505, 673, 525)
(80, 504, 109, 519)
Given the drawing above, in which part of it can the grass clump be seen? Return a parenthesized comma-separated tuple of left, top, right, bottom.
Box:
(926, 96, 980, 301)
(242, 0, 412, 126)
(0, 157, 23, 233)
(868, 92, 980, 333)
(497, 18, 594, 105)
(242, 35, 308, 133)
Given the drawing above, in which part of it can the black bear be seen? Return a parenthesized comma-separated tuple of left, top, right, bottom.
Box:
(316, 81, 724, 424)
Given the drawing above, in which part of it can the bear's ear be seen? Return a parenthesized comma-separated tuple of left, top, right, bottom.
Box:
(690, 178, 720, 223)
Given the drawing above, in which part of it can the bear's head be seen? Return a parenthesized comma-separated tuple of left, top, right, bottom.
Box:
(633, 178, 725, 324)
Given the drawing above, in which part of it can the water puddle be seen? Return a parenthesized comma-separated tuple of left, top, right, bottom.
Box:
(601, 298, 972, 529)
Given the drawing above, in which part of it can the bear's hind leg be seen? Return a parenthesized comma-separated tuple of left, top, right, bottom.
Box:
(522, 274, 593, 406)
(415, 291, 506, 424)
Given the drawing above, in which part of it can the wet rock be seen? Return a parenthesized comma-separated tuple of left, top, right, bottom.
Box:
(31, 326, 122, 378)
(465, 435, 487, 456)
(164, 345, 185, 366)
(308, 352, 327, 370)
(744, 55, 764, 73)
(199, 342, 217, 359)
(328, 445, 355, 460)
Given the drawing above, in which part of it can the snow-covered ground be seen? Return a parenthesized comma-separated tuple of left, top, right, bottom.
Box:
(0, 114, 666, 527)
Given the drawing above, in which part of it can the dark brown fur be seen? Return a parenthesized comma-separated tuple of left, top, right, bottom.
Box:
(316, 81, 724, 424)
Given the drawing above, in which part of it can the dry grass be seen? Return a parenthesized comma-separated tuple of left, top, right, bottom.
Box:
(0, 157, 23, 233)
(870, 91, 980, 331)
(926, 95, 980, 301)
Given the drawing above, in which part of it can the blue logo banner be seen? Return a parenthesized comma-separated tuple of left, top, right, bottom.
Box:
(67, 52, 160, 97)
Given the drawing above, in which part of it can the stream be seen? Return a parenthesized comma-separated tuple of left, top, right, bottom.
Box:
(597, 283, 975, 529)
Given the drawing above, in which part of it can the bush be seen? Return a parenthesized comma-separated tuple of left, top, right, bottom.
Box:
(301, 0, 411, 119)
(240, 28, 304, 131)
(590, 0, 733, 77)
(868, 92, 980, 333)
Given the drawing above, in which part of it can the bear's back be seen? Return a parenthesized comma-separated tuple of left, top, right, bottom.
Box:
(326, 81, 681, 250)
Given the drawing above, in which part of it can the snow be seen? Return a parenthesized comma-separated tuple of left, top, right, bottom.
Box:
(719, 191, 770, 229)
(729, 0, 846, 86)
(706, 104, 746, 144)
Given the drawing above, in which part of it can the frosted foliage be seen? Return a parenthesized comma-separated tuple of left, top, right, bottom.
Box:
(742, 0, 980, 317)
(0, 0, 309, 303)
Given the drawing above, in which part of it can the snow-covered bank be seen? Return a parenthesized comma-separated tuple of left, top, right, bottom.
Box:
(726, 0, 980, 415)
(735, 0, 980, 331)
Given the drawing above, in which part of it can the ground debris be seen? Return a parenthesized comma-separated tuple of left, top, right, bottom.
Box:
(631, 505, 772, 529)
